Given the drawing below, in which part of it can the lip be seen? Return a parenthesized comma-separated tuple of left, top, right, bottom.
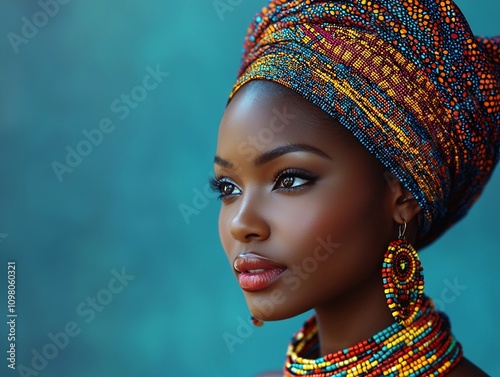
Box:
(233, 253, 287, 292)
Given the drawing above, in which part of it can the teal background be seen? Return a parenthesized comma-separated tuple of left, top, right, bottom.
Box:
(0, 1, 498, 376)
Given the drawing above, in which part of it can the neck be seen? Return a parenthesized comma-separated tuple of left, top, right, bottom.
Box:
(314, 273, 394, 356)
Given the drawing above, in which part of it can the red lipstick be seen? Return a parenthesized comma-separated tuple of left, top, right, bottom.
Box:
(233, 253, 286, 292)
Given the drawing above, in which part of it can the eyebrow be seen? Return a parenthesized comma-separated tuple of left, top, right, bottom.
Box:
(214, 155, 233, 169)
(214, 143, 331, 169)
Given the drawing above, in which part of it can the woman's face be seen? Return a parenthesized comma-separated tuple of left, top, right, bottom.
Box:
(213, 80, 397, 321)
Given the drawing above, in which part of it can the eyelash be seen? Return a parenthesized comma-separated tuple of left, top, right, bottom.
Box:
(273, 168, 318, 192)
(209, 168, 318, 201)
(208, 176, 229, 200)
(208, 175, 239, 201)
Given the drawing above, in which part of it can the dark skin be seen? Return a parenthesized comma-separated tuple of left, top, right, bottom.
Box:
(214, 80, 488, 377)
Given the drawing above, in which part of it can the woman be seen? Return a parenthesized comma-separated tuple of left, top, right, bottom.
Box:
(211, 0, 499, 375)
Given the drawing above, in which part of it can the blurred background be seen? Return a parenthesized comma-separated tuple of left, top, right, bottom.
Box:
(0, 1, 498, 376)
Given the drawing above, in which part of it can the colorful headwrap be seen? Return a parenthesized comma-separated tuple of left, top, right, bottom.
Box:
(229, 0, 500, 248)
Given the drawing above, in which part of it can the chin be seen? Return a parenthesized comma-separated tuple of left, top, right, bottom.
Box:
(244, 291, 311, 322)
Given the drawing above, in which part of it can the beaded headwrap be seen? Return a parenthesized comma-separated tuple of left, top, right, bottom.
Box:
(229, 0, 500, 248)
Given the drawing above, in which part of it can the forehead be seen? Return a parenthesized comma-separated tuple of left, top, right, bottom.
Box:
(217, 80, 341, 148)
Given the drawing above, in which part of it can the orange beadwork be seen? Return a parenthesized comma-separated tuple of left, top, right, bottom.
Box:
(284, 298, 462, 376)
(382, 239, 424, 326)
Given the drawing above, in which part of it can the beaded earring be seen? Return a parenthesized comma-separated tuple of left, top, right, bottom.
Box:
(382, 221, 424, 326)
(251, 315, 264, 327)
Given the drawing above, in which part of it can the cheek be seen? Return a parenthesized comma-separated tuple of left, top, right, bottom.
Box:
(271, 179, 382, 255)
(271, 198, 345, 255)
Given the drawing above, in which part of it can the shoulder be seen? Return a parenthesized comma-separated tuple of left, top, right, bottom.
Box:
(446, 357, 489, 377)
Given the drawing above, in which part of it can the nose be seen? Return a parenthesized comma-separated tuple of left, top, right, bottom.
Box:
(229, 193, 270, 243)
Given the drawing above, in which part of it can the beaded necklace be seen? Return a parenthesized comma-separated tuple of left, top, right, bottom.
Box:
(284, 296, 462, 376)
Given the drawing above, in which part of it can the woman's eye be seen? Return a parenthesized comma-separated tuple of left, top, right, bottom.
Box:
(209, 177, 242, 199)
(276, 175, 307, 189)
(274, 170, 317, 191)
(221, 181, 238, 196)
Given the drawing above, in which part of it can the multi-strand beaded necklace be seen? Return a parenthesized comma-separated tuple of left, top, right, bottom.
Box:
(284, 296, 462, 376)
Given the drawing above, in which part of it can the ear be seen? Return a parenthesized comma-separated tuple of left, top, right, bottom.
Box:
(383, 172, 421, 224)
